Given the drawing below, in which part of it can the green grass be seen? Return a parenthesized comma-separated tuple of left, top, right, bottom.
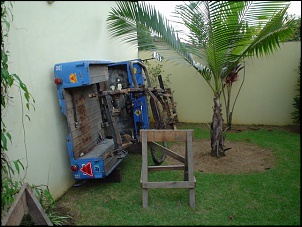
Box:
(55, 123, 300, 226)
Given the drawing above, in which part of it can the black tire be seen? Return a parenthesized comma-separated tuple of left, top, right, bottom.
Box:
(149, 142, 167, 165)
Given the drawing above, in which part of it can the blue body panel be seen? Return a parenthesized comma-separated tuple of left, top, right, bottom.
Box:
(54, 60, 113, 88)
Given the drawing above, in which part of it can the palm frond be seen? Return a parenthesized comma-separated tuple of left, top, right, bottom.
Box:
(243, 7, 295, 57)
(107, 1, 196, 65)
(107, 1, 294, 93)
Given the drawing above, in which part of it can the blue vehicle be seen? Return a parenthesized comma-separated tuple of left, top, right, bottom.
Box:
(53, 56, 177, 186)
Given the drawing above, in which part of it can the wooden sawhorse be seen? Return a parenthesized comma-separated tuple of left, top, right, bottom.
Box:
(140, 129, 196, 208)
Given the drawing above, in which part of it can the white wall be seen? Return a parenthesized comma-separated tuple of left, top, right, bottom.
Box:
(3, 1, 138, 200)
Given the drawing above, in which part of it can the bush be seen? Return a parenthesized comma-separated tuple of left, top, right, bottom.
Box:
(291, 59, 300, 125)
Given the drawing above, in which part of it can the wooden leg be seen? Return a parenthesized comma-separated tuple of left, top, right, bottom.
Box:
(142, 188, 148, 208)
(189, 188, 195, 208)
(142, 131, 149, 208)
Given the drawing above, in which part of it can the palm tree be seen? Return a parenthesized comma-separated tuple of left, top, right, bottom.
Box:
(107, 1, 294, 157)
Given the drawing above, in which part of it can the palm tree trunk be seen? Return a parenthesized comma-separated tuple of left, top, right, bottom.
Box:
(226, 84, 232, 129)
(210, 94, 226, 157)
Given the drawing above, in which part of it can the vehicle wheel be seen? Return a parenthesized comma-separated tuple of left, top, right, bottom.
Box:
(149, 142, 167, 165)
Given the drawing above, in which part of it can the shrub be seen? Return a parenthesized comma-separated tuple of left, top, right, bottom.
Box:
(291, 59, 300, 125)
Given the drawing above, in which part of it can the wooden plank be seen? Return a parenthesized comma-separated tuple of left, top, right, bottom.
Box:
(141, 131, 148, 184)
(141, 131, 149, 208)
(1, 182, 53, 226)
(148, 142, 185, 163)
(189, 176, 196, 208)
(140, 129, 193, 142)
(65, 85, 105, 158)
(25, 185, 53, 226)
(121, 142, 133, 150)
(89, 64, 109, 84)
(189, 188, 196, 208)
(142, 181, 195, 189)
(186, 131, 194, 182)
(69, 121, 101, 140)
(148, 165, 184, 171)
(142, 189, 148, 208)
(1, 183, 28, 226)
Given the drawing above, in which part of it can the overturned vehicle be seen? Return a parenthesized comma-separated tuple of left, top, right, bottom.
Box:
(53, 54, 178, 186)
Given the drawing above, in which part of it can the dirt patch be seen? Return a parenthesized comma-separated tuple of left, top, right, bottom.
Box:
(163, 123, 299, 174)
(167, 124, 300, 174)
(167, 139, 275, 174)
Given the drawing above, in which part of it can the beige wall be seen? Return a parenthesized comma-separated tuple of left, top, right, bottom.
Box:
(140, 41, 301, 125)
(3, 1, 138, 200)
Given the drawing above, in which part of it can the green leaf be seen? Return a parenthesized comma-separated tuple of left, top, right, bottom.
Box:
(1, 67, 10, 79)
(6, 162, 15, 175)
(17, 159, 25, 171)
(13, 160, 21, 174)
(6, 131, 12, 143)
(1, 50, 8, 65)
(1, 132, 8, 151)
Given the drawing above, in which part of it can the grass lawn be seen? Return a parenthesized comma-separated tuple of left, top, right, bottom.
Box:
(55, 123, 300, 226)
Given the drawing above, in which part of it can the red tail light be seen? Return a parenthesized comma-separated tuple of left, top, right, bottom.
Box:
(54, 78, 63, 85)
(71, 164, 78, 172)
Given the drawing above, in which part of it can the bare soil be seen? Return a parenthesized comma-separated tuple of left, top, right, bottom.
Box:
(168, 139, 274, 174)
(165, 124, 299, 174)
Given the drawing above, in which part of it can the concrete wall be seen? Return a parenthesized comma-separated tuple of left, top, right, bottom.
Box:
(140, 41, 301, 125)
(3, 1, 138, 200)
